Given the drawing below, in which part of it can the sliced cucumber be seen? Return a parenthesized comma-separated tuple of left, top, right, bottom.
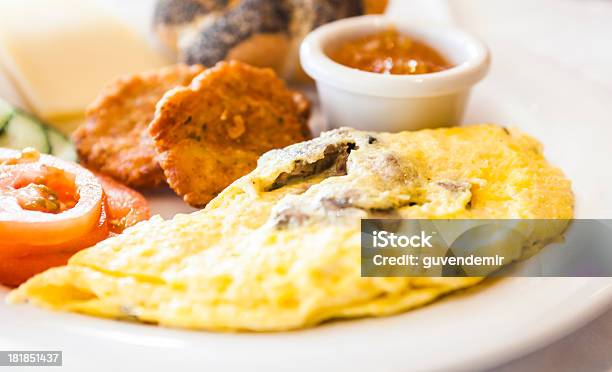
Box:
(0, 112, 50, 153)
(0, 99, 14, 133)
(47, 126, 77, 162)
(0, 101, 78, 161)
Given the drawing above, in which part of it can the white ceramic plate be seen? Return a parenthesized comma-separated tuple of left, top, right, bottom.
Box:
(2, 1, 612, 371)
(1, 278, 611, 372)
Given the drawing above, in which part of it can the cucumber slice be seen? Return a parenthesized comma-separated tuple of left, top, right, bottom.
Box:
(0, 102, 77, 160)
(0, 99, 14, 133)
(0, 112, 50, 153)
(47, 127, 77, 162)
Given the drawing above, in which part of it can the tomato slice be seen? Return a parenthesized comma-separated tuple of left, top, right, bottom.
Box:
(95, 173, 150, 233)
(0, 198, 110, 259)
(0, 148, 104, 287)
(0, 148, 103, 246)
(0, 148, 151, 287)
(0, 252, 74, 288)
(0, 201, 110, 287)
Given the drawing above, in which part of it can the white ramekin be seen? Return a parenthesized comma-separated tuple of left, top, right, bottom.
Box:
(299, 15, 490, 132)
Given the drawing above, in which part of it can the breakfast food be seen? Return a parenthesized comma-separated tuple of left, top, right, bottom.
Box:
(0, 148, 149, 287)
(330, 28, 453, 75)
(0, 0, 168, 131)
(150, 61, 311, 207)
(94, 173, 151, 234)
(73, 64, 205, 188)
(153, 0, 387, 80)
(0, 99, 76, 161)
(9, 125, 573, 331)
(0, 99, 12, 129)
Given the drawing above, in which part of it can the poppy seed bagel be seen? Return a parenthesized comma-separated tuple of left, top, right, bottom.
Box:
(153, 0, 387, 80)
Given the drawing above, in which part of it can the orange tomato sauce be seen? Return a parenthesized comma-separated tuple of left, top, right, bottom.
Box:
(329, 28, 452, 75)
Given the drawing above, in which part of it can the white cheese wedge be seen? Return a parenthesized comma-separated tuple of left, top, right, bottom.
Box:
(0, 0, 169, 122)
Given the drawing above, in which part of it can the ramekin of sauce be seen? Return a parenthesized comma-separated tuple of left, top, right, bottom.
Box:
(300, 15, 489, 132)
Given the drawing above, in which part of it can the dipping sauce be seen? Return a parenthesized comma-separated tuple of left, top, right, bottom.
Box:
(329, 28, 452, 75)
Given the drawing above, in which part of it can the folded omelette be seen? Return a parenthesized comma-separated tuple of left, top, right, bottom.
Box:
(9, 125, 574, 331)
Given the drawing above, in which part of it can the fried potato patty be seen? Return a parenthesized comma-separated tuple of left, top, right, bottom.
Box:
(73, 64, 205, 188)
(149, 61, 311, 207)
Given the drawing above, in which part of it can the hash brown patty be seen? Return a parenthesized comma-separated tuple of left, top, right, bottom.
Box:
(149, 61, 311, 207)
(73, 64, 205, 188)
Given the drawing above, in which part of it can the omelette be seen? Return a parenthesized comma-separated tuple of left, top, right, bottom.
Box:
(8, 125, 574, 331)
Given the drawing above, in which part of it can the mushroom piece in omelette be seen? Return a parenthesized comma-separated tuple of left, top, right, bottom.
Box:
(9, 125, 574, 331)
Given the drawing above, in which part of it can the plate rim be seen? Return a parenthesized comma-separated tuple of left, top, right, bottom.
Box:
(2, 278, 612, 371)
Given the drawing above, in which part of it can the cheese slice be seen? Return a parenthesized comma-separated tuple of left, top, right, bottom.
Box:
(0, 0, 169, 122)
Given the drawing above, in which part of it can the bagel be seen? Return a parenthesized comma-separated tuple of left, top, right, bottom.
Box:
(153, 0, 387, 81)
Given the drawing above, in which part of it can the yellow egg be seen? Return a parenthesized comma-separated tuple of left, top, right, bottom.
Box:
(8, 125, 574, 331)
